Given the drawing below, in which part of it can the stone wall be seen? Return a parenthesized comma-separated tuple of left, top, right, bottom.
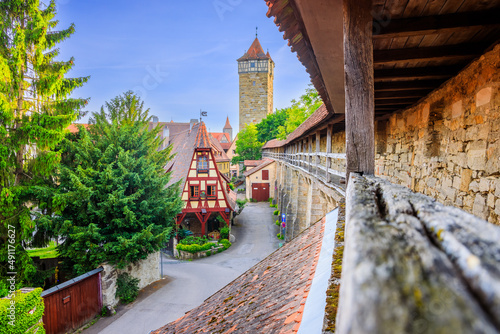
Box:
(375, 44, 500, 225)
(100, 251, 160, 308)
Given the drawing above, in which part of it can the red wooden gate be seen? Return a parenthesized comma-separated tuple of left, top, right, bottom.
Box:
(42, 267, 103, 334)
(252, 183, 270, 202)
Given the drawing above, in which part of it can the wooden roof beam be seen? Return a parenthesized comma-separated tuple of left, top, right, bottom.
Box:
(374, 44, 484, 65)
(374, 65, 462, 82)
(375, 80, 444, 91)
(373, 10, 500, 39)
(375, 89, 432, 99)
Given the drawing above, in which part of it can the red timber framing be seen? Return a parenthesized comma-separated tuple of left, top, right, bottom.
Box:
(176, 146, 233, 236)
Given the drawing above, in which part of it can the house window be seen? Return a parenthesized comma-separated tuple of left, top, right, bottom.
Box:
(197, 155, 208, 172)
(190, 186, 199, 198)
(250, 62, 255, 68)
(262, 169, 269, 180)
(207, 185, 216, 198)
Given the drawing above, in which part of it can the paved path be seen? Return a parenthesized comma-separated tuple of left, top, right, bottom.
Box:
(85, 202, 279, 334)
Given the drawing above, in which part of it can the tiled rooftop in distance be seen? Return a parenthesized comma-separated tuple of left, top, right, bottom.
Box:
(152, 216, 329, 334)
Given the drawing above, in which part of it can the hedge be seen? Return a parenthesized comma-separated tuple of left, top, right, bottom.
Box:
(0, 288, 45, 334)
(176, 242, 214, 253)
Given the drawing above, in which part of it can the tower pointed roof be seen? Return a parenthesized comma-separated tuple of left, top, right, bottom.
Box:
(237, 37, 271, 61)
(223, 116, 232, 129)
(195, 122, 211, 148)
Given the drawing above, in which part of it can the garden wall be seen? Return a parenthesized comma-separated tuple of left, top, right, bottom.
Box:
(100, 251, 160, 308)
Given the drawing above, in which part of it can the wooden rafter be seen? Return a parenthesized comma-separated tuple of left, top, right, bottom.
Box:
(374, 65, 462, 82)
(373, 10, 500, 39)
(374, 44, 484, 65)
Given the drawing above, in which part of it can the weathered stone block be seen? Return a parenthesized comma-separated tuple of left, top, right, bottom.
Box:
(473, 194, 488, 219)
(487, 193, 495, 208)
(479, 178, 490, 192)
(469, 180, 479, 192)
(485, 147, 500, 176)
(441, 186, 457, 202)
(451, 152, 468, 168)
(452, 176, 461, 190)
(467, 141, 487, 170)
(496, 199, 500, 216)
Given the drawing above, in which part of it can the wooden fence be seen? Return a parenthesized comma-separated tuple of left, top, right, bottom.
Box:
(41, 267, 103, 334)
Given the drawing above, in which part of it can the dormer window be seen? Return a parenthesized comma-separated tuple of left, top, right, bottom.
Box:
(197, 155, 208, 173)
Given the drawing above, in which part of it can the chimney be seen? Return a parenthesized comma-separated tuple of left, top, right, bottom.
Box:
(163, 126, 170, 148)
(190, 119, 198, 131)
(152, 116, 159, 123)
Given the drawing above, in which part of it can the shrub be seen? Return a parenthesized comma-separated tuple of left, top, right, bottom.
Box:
(229, 183, 235, 190)
(219, 239, 232, 250)
(275, 220, 280, 226)
(268, 198, 273, 204)
(116, 273, 140, 304)
(277, 233, 284, 240)
(219, 227, 229, 240)
(235, 198, 248, 215)
(0, 288, 45, 334)
(176, 242, 214, 253)
(273, 210, 280, 216)
(179, 236, 209, 246)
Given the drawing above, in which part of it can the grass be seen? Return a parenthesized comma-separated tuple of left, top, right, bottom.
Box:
(27, 241, 58, 259)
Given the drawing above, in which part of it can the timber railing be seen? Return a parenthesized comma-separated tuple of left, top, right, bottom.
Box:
(262, 151, 347, 195)
(337, 173, 500, 333)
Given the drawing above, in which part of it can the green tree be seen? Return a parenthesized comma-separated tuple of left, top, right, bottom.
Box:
(49, 92, 183, 275)
(0, 0, 88, 293)
(277, 86, 322, 139)
(255, 108, 287, 143)
(231, 123, 263, 165)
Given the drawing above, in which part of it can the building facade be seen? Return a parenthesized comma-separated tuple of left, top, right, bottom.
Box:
(237, 37, 274, 131)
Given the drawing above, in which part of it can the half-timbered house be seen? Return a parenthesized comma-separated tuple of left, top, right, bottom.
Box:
(166, 121, 236, 237)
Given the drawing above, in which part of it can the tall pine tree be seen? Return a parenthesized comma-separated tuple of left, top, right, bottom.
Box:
(0, 0, 88, 293)
(51, 92, 183, 275)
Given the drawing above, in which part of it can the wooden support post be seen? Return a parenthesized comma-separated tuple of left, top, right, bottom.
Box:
(326, 124, 332, 182)
(344, 0, 375, 181)
(315, 131, 321, 176)
(308, 136, 313, 172)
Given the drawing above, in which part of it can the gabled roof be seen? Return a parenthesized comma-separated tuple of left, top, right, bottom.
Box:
(194, 122, 211, 148)
(210, 132, 231, 143)
(165, 124, 199, 186)
(243, 160, 263, 168)
(262, 138, 286, 149)
(243, 159, 274, 177)
(223, 116, 232, 129)
(237, 37, 271, 61)
(209, 135, 230, 162)
(152, 213, 334, 334)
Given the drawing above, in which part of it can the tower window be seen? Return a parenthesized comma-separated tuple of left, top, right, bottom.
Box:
(253, 81, 256, 86)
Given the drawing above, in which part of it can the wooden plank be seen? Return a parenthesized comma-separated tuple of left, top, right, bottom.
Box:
(373, 10, 500, 39)
(374, 43, 483, 65)
(338, 174, 500, 333)
(344, 0, 374, 179)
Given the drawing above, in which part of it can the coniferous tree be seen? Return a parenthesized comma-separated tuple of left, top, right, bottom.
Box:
(51, 92, 183, 275)
(0, 0, 88, 293)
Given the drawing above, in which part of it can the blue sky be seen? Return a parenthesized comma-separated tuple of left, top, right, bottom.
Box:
(54, 0, 311, 134)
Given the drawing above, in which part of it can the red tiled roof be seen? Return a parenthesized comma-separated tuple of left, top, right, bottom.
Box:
(67, 123, 88, 133)
(148, 121, 190, 138)
(220, 142, 231, 151)
(237, 37, 271, 61)
(195, 122, 211, 148)
(284, 104, 330, 144)
(244, 160, 263, 168)
(243, 159, 274, 177)
(209, 135, 230, 162)
(210, 132, 231, 143)
(165, 125, 198, 186)
(152, 217, 326, 334)
(223, 116, 232, 129)
(262, 138, 286, 149)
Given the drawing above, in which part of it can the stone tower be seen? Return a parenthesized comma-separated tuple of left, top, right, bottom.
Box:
(237, 36, 274, 131)
(223, 116, 233, 142)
